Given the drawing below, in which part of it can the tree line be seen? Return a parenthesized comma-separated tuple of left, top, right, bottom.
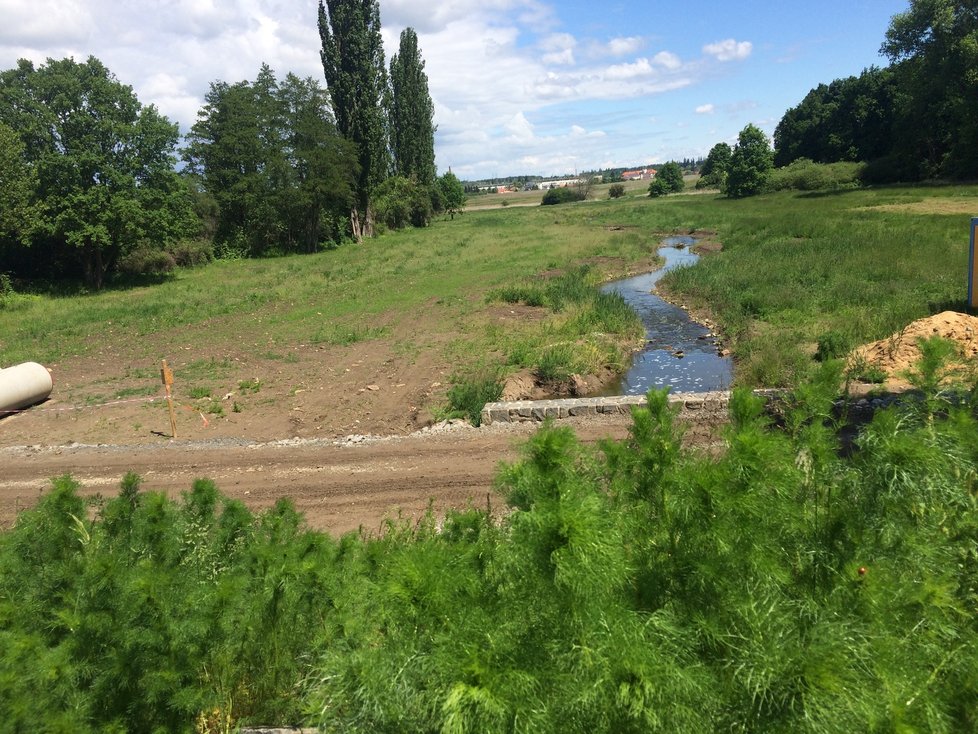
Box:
(0, 0, 465, 289)
(691, 0, 976, 199)
(775, 0, 977, 181)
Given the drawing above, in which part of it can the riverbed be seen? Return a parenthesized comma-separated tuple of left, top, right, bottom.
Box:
(599, 236, 732, 395)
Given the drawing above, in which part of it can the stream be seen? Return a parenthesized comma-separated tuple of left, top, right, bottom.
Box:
(599, 236, 732, 395)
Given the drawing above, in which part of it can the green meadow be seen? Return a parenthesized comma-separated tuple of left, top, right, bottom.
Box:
(2, 182, 976, 392)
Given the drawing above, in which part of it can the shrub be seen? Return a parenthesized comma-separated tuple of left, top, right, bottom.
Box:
(654, 161, 685, 194)
(167, 238, 214, 267)
(541, 187, 583, 205)
(445, 371, 503, 425)
(860, 153, 925, 184)
(647, 178, 671, 198)
(0, 272, 12, 309)
(815, 328, 854, 361)
(373, 176, 433, 229)
(116, 246, 177, 277)
(768, 159, 865, 192)
(608, 183, 626, 199)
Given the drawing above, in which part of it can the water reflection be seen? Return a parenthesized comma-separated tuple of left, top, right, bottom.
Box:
(599, 236, 732, 395)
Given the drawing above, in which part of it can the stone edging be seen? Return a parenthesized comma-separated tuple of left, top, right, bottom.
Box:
(480, 390, 732, 425)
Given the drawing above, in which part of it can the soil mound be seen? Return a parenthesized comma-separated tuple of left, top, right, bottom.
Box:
(850, 311, 978, 387)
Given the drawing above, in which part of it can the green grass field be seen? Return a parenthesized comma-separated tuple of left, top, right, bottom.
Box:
(2, 182, 976, 391)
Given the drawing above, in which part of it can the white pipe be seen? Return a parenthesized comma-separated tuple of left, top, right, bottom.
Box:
(0, 362, 54, 413)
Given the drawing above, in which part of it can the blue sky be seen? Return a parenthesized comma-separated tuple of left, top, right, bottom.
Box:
(0, 0, 909, 179)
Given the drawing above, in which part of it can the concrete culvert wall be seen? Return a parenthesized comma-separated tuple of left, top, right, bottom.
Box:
(481, 391, 732, 425)
(0, 362, 54, 414)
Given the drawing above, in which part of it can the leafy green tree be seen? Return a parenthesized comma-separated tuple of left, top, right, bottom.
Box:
(881, 0, 978, 178)
(608, 183, 626, 198)
(0, 121, 41, 247)
(647, 178, 670, 197)
(277, 73, 359, 250)
(438, 171, 466, 219)
(372, 175, 432, 229)
(318, 0, 390, 239)
(388, 28, 436, 186)
(185, 67, 356, 257)
(650, 161, 684, 196)
(773, 67, 897, 168)
(696, 142, 732, 189)
(725, 124, 773, 198)
(0, 57, 196, 288)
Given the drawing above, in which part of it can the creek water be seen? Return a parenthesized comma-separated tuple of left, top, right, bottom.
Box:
(599, 236, 733, 395)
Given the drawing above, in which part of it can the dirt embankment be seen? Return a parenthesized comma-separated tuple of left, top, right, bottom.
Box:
(849, 311, 978, 389)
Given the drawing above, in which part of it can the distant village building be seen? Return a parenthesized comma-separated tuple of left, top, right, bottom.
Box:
(538, 177, 586, 190)
(621, 167, 657, 181)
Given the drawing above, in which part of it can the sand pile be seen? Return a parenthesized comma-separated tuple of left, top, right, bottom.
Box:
(850, 311, 978, 387)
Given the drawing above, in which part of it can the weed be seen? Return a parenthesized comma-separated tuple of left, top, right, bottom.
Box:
(189, 387, 212, 400)
(115, 385, 160, 399)
(536, 344, 576, 382)
(311, 324, 389, 346)
(815, 329, 853, 362)
(444, 370, 503, 425)
(237, 379, 261, 394)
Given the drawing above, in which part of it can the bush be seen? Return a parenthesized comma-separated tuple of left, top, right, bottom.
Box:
(654, 161, 685, 194)
(647, 178, 671, 198)
(373, 176, 433, 229)
(768, 159, 865, 192)
(116, 246, 177, 277)
(167, 238, 214, 267)
(860, 153, 925, 184)
(445, 371, 504, 425)
(608, 183, 626, 199)
(815, 328, 854, 362)
(0, 272, 12, 309)
(541, 187, 584, 205)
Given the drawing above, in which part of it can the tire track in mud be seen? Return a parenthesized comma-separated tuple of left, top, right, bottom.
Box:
(0, 420, 635, 535)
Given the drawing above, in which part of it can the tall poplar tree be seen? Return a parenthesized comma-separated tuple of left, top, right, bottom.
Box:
(318, 0, 390, 239)
(388, 27, 436, 185)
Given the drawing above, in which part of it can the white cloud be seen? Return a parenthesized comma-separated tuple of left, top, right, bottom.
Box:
(605, 58, 654, 80)
(695, 103, 715, 114)
(607, 36, 643, 56)
(652, 51, 682, 70)
(381, 0, 555, 35)
(540, 32, 576, 51)
(505, 111, 536, 143)
(703, 38, 753, 62)
(542, 48, 575, 65)
(0, 0, 767, 177)
(0, 0, 94, 45)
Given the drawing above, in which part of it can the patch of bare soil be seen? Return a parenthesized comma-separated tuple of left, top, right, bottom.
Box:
(0, 419, 634, 535)
(849, 310, 978, 389)
(0, 293, 647, 534)
(501, 366, 619, 401)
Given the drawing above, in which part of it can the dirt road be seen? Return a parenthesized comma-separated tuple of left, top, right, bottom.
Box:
(0, 418, 635, 535)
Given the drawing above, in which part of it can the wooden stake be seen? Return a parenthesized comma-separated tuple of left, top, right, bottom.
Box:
(161, 359, 177, 438)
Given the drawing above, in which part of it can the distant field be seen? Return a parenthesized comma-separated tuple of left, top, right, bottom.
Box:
(465, 177, 653, 210)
